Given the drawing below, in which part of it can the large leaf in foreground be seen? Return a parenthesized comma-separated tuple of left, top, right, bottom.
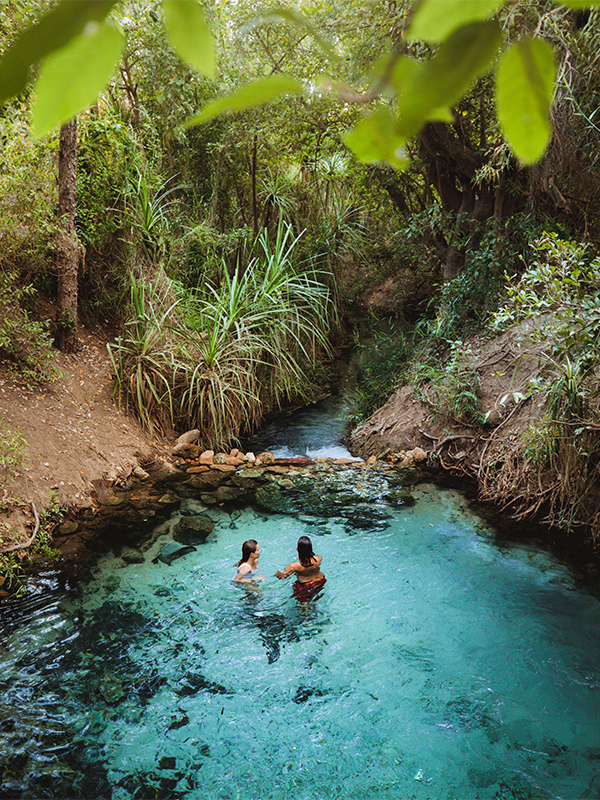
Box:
(496, 37, 556, 164)
(408, 0, 504, 42)
(185, 74, 304, 126)
(343, 107, 408, 170)
(398, 21, 502, 138)
(0, 0, 117, 106)
(33, 19, 123, 138)
(163, 0, 214, 78)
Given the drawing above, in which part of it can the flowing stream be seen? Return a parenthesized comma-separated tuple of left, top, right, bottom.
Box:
(2, 390, 600, 799)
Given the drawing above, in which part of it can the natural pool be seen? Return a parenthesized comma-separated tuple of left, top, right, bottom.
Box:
(2, 477, 600, 800)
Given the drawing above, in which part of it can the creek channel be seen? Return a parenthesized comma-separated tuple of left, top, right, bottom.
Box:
(2, 362, 600, 800)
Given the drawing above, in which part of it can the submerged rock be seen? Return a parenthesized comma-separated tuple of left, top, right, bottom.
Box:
(99, 673, 125, 704)
(172, 513, 215, 544)
(152, 541, 197, 565)
(121, 546, 145, 564)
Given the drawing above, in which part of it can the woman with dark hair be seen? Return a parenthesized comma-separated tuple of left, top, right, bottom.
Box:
(275, 536, 326, 601)
(234, 539, 264, 583)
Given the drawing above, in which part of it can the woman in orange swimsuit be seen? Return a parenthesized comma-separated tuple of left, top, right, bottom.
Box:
(275, 536, 326, 601)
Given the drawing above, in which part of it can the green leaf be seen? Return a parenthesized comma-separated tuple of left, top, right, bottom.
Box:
(343, 107, 408, 170)
(33, 20, 123, 138)
(561, 0, 600, 6)
(184, 74, 304, 126)
(163, 0, 215, 79)
(0, 0, 118, 106)
(398, 21, 502, 137)
(496, 37, 556, 164)
(408, 0, 504, 42)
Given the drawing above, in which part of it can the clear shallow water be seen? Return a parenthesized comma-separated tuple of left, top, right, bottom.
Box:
(2, 483, 600, 799)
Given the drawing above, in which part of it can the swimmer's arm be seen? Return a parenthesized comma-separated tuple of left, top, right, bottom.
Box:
(275, 561, 299, 580)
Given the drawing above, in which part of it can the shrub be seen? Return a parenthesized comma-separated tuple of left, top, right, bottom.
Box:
(0, 272, 58, 383)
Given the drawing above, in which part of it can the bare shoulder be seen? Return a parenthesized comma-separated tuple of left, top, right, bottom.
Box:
(234, 564, 252, 581)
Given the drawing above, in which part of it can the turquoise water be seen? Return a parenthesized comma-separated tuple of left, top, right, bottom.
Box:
(2, 481, 600, 799)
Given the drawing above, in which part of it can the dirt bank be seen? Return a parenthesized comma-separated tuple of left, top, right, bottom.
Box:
(0, 320, 169, 557)
(349, 320, 599, 543)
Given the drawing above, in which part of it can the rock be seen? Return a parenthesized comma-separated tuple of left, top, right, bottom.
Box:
(58, 520, 79, 535)
(177, 429, 200, 445)
(100, 673, 125, 704)
(155, 463, 182, 482)
(257, 451, 275, 465)
(255, 482, 289, 513)
(224, 455, 244, 466)
(172, 442, 201, 459)
(266, 466, 290, 475)
(214, 485, 252, 503)
(366, 455, 378, 464)
(230, 448, 240, 457)
(167, 713, 189, 731)
(213, 452, 228, 464)
(121, 546, 145, 564)
(244, 452, 256, 463)
(133, 466, 149, 480)
(185, 469, 228, 490)
(180, 499, 206, 516)
(200, 450, 214, 461)
(172, 513, 215, 544)
(235, 469, 265, 480)
(412, 446, 428, 462)
(211, 464, 237, 473)
(153, 540, 197, 565)
(157, 492, 179, 505)
(187, 465, 209, 474)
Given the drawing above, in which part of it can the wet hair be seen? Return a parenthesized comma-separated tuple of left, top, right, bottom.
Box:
(297, 536, 315, 567)
(238, 539, 259, 566)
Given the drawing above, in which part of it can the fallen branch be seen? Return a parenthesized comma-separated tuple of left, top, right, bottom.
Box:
(0, 503, 40, 555)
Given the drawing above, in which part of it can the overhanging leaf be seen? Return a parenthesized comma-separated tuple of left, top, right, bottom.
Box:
(496, 37, 556, 164)
(33, 20, 123, 138)
(398, 21, 502, 137)
(408, 0, 504, 42)
(343, 107, 408, 170)
(561, 0, 600, 6)
(163, 0, 215, 79)
(0, 0, 118, 106)
(184, 74, 304, 126)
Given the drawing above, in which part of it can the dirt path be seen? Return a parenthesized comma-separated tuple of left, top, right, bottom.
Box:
(0, 323, 167, 550)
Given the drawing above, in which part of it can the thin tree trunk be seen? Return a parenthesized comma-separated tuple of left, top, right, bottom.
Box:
(56, 119, 79, 353)
(251, 135, 258, 240)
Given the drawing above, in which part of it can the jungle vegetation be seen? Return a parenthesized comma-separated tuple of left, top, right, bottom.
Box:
(2, 0, 600, 537)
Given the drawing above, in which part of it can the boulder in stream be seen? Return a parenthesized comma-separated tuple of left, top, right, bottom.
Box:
(153, 541, 197, 565)
(172, 513, 215, 544)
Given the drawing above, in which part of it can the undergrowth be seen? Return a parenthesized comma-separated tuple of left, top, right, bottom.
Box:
(483, 233, 600, 536)
(0, 272, 58, 384)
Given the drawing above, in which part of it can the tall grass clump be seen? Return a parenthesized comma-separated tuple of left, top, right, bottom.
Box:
(108, 221, 337, 447)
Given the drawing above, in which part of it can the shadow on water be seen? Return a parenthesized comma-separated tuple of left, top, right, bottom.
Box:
(234, 586, 328, 664)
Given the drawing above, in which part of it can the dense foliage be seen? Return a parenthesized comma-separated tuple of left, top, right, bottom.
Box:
(1, 0, 600, 544)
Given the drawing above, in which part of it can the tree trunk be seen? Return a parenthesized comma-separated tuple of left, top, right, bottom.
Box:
(251, 134, 258, 240)
(56, 119, 79, 353)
